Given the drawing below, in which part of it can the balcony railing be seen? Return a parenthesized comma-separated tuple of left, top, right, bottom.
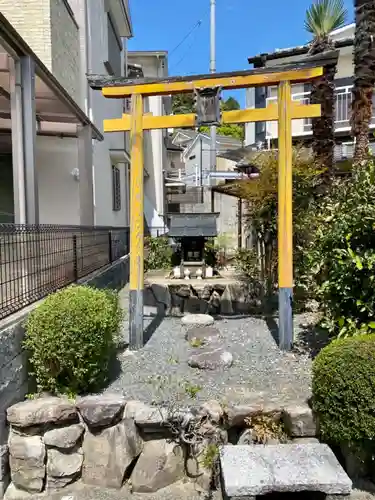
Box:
(266, 85, 375, 134)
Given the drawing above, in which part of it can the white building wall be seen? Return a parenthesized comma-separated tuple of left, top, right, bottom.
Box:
(36, 136, 81, 225)
(127, 53, 167, 219)
(87, 2, 128, 227)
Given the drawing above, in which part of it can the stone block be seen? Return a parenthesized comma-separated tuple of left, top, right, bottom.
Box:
(82, 419, 143, 488)
(76, 394, 125, 429)
(181, 314, 214, 327)
(220, 443, 352, 498)
(131, 439, 184, 493)
(46, 447, 83, 489)
(124, 401, 168, 430)
(283, 404, 316, 437)
(43, 423, 84, 449)
(7, 397, 77, 428)
(8, 434, 45, 493)
(188, 346, 233, 370)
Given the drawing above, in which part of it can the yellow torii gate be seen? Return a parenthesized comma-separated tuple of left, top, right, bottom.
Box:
(88, 50, 337, 352)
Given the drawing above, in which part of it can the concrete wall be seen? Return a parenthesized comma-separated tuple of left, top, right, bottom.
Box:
(0, 254, 130, 496)
(88, 2, 128, 227)
(36, 135, 81, 225)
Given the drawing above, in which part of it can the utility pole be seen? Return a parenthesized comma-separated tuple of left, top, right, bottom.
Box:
(210, 0, 216, 179)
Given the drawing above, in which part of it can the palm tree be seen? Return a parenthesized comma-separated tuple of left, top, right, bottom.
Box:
(305, 0, 348, 173)
(351, 0, 375, 165)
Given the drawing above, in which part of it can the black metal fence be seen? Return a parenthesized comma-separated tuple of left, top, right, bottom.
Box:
(0, 224, 130, 320)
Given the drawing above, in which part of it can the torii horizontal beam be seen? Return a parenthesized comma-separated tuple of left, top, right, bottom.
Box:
(87, 50, 338, 97)
(103, 102, 321, 133)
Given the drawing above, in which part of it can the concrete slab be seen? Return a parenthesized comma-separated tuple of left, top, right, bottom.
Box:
(220, 443, 352, 498)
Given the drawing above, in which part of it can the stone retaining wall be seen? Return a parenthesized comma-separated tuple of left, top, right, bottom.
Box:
(144, 280, 265, 317)
(0, 255, 130, 496)
(4, 394, 317, 497)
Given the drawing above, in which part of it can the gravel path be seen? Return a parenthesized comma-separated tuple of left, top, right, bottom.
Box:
(106, 287, 313, 407)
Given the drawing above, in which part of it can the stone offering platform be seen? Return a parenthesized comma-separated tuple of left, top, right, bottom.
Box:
(220, 443, 352, 499)
(144, 270, 264, 317)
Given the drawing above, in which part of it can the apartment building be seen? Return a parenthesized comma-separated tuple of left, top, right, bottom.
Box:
(245, 24, 365, 158)
(0, 0, 133, 226)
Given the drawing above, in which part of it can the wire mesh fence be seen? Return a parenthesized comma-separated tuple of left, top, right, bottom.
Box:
(0, 224, 130, 320)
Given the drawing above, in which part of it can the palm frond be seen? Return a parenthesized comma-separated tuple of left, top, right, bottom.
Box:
(305, 0, 348, 37)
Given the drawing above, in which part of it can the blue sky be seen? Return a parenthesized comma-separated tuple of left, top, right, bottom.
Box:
(128, 0, 353, 106)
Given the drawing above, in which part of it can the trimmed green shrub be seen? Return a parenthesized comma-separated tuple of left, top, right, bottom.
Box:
(312, 334, 375, 443)
(24, 285, 122, 395)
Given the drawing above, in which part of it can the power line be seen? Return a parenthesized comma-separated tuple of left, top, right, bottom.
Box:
(169, 20, 203, 57)
(168, 6, 211, 63)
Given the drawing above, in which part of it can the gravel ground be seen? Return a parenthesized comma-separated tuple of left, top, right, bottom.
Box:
(105, 287, 314, 407)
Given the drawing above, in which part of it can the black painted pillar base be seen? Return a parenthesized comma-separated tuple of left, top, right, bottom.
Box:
(129, 289, 144, 350)
(279, 287, 293, 351)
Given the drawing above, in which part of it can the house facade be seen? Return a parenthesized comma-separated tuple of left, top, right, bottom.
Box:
(127, 51, 170, 234)
(0, 0, 133, 226)
(245, 24, 366, 158)
(171, 130, 241, 186)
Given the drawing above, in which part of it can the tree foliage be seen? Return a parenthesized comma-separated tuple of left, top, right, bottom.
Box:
(301, 160, 375, 337)
(305, 0, 347, 173)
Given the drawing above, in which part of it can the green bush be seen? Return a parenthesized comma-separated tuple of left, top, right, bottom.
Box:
(24, 285, 122, 395)
(302, 161, 375, 337)
(144, 236, 173, 271)
(312, 334, 375, 443)
(234, 248, 260, 279)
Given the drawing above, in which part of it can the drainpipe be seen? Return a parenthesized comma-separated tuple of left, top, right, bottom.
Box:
(84, 0, 96, 222)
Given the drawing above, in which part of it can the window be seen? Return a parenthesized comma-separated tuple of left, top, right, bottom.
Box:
(105, 14, 122, 77)
(112, 165, 121, 211)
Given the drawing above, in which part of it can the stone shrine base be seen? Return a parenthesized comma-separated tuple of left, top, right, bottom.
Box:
(144, 270, 264, 317)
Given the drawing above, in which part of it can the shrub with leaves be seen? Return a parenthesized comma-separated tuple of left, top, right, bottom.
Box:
(24, 285, 122, 395)
(234, 248, 260, 279)
(302, 161, 375, 337)
(312, 334, 375, 444)
(144, 236, 173, 271)
(230, 148, 324, 289)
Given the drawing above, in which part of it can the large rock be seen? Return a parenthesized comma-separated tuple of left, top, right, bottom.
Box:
(220, 443, 352, 497)
(76, 394, 125, 428)
(124, 401, 168, 431)
(182, 314, 214, 328)
(283, 404, 316, 437)
(188, 346, 233, 370)
(198, 400, 224, 424)
(82, 418, 143, 488)
(8, 434, 45, 493)
(46, 448, 83, 489)
(43, 424, 84, 449)
(131, 439, 184, 493)
(185, 326, 220, 345)
(151, 284, 171, 309)
(7, 397, 77, 428)
(220, 286, 234, 315)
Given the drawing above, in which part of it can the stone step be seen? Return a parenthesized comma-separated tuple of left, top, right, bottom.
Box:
(220, 443, 352, 499)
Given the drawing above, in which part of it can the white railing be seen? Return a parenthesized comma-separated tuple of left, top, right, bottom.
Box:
(265, 85, 367, 133)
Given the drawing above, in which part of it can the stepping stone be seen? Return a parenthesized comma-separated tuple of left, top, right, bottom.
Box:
(181, 314, 214, 327)
(188, 346, 233, 370)
(185, 326, 220, 344)
(220, 443, 352, 499)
